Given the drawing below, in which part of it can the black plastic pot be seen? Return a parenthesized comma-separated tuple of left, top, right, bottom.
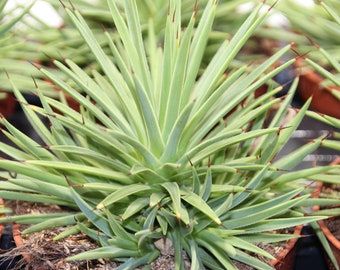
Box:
(294, 225, 329, 270)
(0, 224, 21, 270)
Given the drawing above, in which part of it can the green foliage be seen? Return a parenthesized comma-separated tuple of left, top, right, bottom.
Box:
(0, 0, 61, 96)
(0, 1, 338, 269)
(0, 0, 32, 100)
(264, 0, 340, 64)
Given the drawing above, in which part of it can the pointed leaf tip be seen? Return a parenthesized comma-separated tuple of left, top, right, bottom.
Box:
(29, 61, 42, 70)
(68, 0, 76, 10)
(268, 0, 279, 12)
(97, 203, 105, 210)
(31, 76, 38, 89)
(58, 0, 66, 9)
(3, 69, 9, 79)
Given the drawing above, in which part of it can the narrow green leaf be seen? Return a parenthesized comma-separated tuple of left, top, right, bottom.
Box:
(181, 0, 218, 108)
(9, 77, 54, 146)
(70, 188, 113, 238)
(0, 190, 74, 207)
(67, 246, 139, 261)
(105, 209, 136, 243)
(161, 100, 195, 162)
(97, 184, 152, 210)
(0, 160, 68, 186)
(239, 233, 298, 244)
(124, 0, 153, 94)
(270, 166, 337, 186)
(64, 5, 146, 142)
(200, 163, 212, 202)
(149, 192, 166, 208)
(190, 163, 200, 195)
(181, 189, 221, 225)
(0, 117, 55, 160)
(77, 222, 110, 246)
(162, 8, 196, 139)
(25, 160, 132, 184)
(232, 249, 274, 270)
(225, 188, 302, 221)
(240, 216, 324, 234)
(230, 164, 270, 209)
(22, 213, 84, 234)
(213, 193, 234, 217)
(228, 236, 275, 259)
(156, 215, 168, 236)
(115, 251, 160, 270)
(9, 178, 73, 202)
(195, 236, 237, 270)
(122, 197, 149, 220)
(161, 182, 183, 224)
(132, 74, 164, 156)
(53, 225, 82, 241)
(143, 205, 158, 231)
(0, 213, 69, 225)
(223, 195, 308, 229)
(188, 239, 204, 270)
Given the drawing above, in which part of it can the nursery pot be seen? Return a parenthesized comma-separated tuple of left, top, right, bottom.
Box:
(297, 70, 340, 119)
(269, 224, 304, 270)
(12, 223, 30, 264)
(0, 199, 21, 270)
(312, 156, 340, 269)
(0, 199, 4, 233)
(0, 93, 17, 118)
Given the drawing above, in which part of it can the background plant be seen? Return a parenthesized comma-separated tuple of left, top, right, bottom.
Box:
(0, 0, 254, 100)
(258, 0, 340, 102)
(0, 1, 339, 269)
(0, 0, 35, 100)
(275, 0, 340, 64)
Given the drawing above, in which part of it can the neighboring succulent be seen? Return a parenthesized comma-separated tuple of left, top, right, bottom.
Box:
(256, 0, 340, 63)
(271, 0, 340, 94)
(0, 0, 31, 97)
(0, 0, 33, 42)
(0, 0, 251, 98)
(0, 0, 61, 97)
(0, 1, 338, 269)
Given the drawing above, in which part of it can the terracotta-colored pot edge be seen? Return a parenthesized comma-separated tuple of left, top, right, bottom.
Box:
(12, 223, 31, 263)
(298, 70, 340, 119)
(269, 224, 304, 270)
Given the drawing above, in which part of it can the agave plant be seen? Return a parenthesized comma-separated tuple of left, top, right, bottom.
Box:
(0, 1, 338, 269)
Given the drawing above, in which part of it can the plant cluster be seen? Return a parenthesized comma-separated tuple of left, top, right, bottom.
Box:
(0, 1, 339, 270)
